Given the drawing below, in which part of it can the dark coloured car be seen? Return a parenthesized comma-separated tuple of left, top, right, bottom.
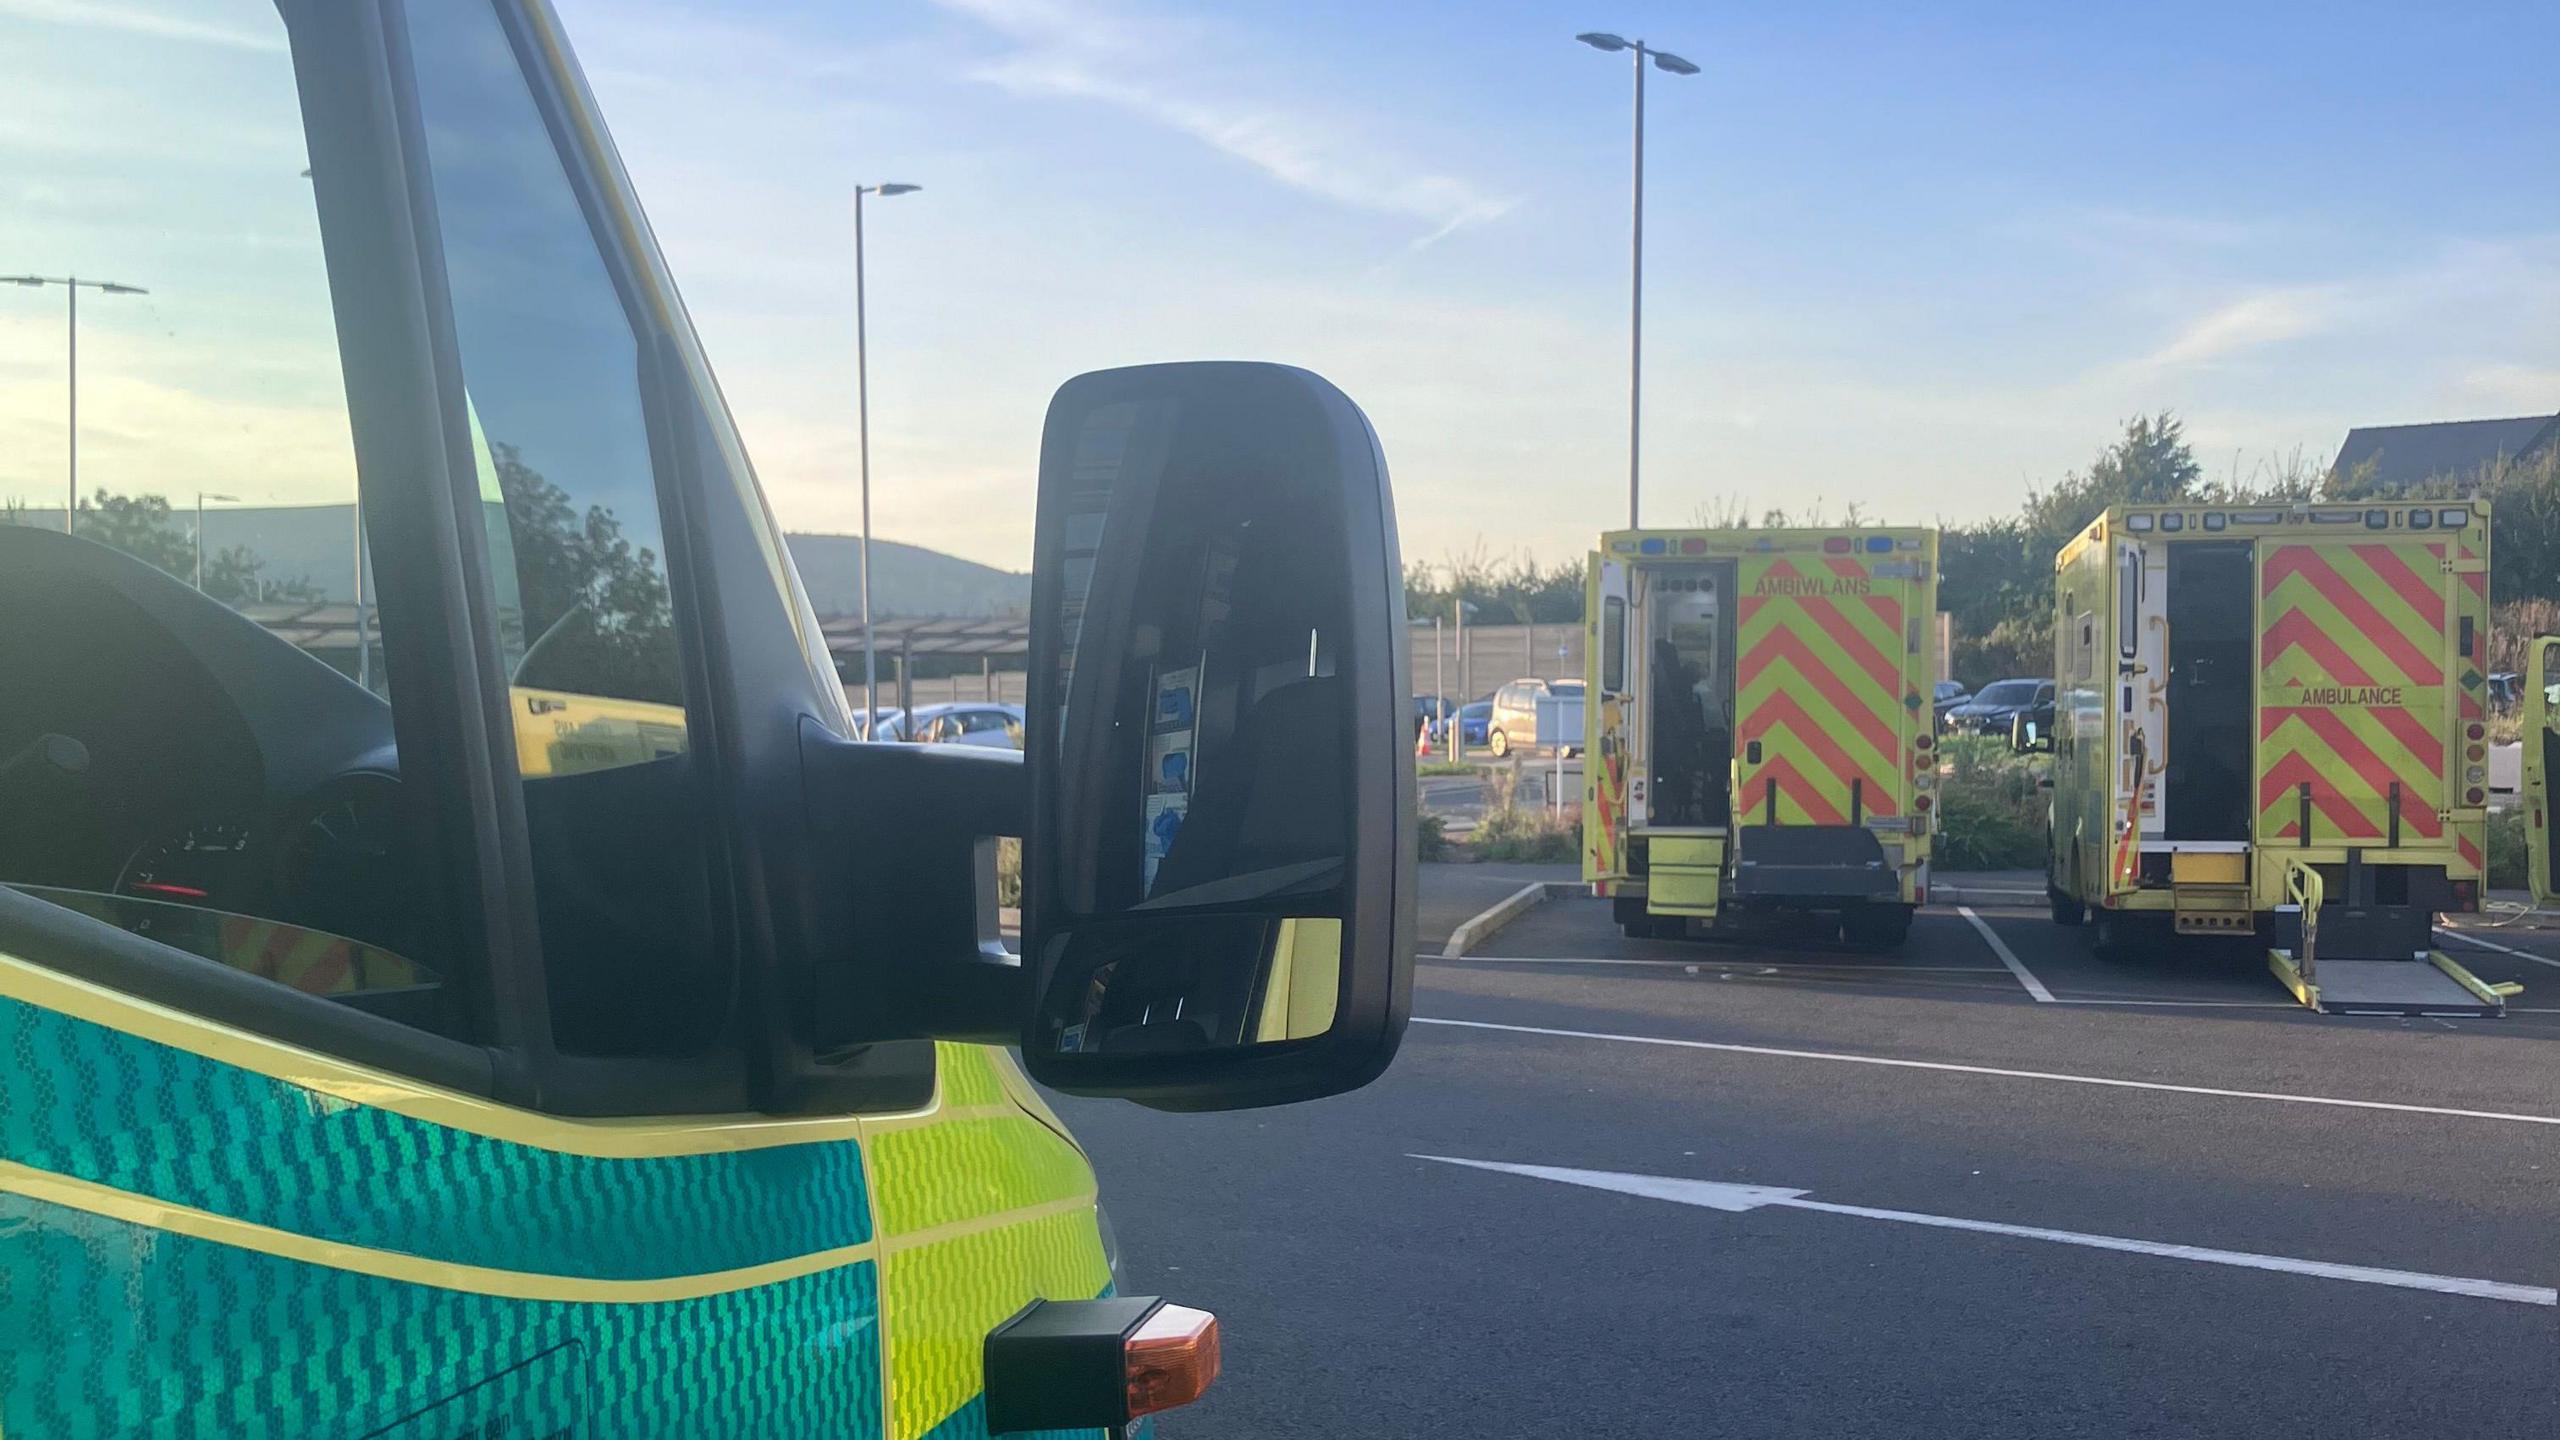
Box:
(1946, 678, 2051, 734)
(1933, 680, 1972, 728)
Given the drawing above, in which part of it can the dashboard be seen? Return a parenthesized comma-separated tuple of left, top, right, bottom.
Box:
(0, 527, 420, 960)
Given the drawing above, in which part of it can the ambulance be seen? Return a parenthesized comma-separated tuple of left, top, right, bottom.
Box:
(0, 2, 1414, 1432)
(2030, 501, 2515, 1015)
(1584, 527, 1941, 946)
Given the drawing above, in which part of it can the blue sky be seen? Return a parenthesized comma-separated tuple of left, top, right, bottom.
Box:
(420, 3, 2560, 567)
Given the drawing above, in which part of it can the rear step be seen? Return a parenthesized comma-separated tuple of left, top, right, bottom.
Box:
(2172, 884, 2253, 936)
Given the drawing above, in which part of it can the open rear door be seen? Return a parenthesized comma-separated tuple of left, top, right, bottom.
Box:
(2529, 637, 2559, 907)
(1733, 546, 1909, 829)
(1585, 553, 1633, 884)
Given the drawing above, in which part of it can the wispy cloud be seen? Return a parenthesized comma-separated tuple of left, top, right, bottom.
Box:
(0, 0, 280, 51)
(933, 0, 1515, 247)
(2459, 364, 2560, 412)
(2129, 285, 2340, 372)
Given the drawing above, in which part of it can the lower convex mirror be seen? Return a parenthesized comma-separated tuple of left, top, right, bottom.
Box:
(1038, 915, 1342, 1054)
(1022, 362, 1413, 1109)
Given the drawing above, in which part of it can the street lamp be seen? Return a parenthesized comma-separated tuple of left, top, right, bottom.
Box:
(1574, 32, 1698, 529)
(194, 491, 238, 592)
(3, 274, 150, 533)
(853, 182, 921, 726)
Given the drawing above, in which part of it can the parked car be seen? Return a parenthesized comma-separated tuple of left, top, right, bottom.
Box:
(909, 702, 1025, 749)
(1932, 680, 1972, 728)
(1486, 677, 1583, 757)
(1412, 694, 1457, 742)
(1457, 700, 1493, 747)
(1945, 678, 2051, 735)
(853, 706, 908, 741)
(2488, 672, 2520, 714)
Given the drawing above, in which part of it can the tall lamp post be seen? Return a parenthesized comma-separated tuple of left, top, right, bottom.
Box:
(1573, 32, 1697, 530)
(853, 182, 921, 728)
(194, 491, 238, 592)
(3, 274, 151, 532)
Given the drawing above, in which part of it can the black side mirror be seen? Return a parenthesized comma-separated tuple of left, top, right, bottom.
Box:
(2011, 712, 2054, 755)
(1021, 363, 1414, 1110)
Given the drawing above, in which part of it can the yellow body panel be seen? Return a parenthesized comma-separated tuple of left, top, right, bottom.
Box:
(2529, 638, 2558, 908)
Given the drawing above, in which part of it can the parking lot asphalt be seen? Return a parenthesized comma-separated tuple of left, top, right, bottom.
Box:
(1058, 876, 2560, 1438)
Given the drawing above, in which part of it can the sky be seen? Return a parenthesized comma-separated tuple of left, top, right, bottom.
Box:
(6, 1, 2556, 576)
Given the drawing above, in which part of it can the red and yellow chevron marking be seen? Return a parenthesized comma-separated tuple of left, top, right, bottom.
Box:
(1735, 554, 1907, 826)
(2257, 542, 2452, 843)
(216, 916, 419, 995)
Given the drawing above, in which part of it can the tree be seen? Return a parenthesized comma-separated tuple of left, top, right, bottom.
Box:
(203, 545, 324, 606)
(1404, 543, 1582, 625)
(489, 441, 682, 705)
(73, 489, 194, 578)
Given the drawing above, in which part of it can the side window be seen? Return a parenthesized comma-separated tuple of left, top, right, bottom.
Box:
(1602, 597, 1628, 693)
(405, 2, 721, 1060)
(0, 3, 459, 1035)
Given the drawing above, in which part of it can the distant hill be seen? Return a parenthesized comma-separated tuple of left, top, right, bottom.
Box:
(785, 532, 1029, 619)
(10, 504, 1029, 619)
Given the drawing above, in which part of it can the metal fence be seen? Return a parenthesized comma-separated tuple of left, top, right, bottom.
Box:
(1409, 622, 1584, 705)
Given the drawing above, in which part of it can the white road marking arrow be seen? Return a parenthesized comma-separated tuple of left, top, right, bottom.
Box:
(1415, 1156, 2557, 1308)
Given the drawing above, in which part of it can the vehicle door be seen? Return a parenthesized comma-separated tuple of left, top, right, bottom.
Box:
(0, 6, 1109, 1435)
(2256, 538, 2452, 846)
(1733, 542, 1913, 829)
(1588, 552, 1635, 870)
(2528, 638, 2558, 907)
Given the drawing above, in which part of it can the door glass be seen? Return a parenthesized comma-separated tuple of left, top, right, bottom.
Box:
(0, 1, 457, 1033)
(404, 0, 721, 1057)
(1602, 597, 1627, 693)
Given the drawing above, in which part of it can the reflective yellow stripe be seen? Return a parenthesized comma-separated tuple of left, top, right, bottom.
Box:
(0, 1159, 876, 1304)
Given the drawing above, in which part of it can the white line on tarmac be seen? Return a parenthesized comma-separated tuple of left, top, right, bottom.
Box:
(1941, 887, 2046, 899)
(1424, 955, 2006, 973)
(2436, 928, 2560, 972)
(1419, 1156, 2557, 1308)
(2043, 997, 2299, 1010)
(1957, 905, 2056, 1002)
(1410, 1016, 2560, 1126)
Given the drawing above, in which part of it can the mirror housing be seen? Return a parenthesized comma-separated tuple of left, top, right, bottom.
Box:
(1020, 363, 1413, 1110)
(2011, 712, 2054, 755)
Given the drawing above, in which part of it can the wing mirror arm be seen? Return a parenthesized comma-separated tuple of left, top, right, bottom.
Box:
(798, 723, 1028, 1046)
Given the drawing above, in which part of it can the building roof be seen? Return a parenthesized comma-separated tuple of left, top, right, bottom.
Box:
(2330, 414, 2558, 489)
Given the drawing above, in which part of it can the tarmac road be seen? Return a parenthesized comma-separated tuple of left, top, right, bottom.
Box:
(1060, 875, 2560, 1438)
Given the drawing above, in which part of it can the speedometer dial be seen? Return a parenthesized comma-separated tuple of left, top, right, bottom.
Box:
(118, 820, 254, 905)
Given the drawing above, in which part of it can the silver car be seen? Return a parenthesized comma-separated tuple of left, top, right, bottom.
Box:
(1485, 677, 1583, 758)
(909, 702, 1026, 749)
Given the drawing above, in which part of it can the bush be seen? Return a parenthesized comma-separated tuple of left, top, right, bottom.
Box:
(1468, 804, 1579, 863)
(1931, 748, 2050, 872)
(1416, 809, 1451, 862)
(995, 836, 1021, 908)
(2485, 808, 2528, 891)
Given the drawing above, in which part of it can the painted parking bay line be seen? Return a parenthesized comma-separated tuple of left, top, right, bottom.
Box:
(2437, 927, 2560, 973)
(1418, 1156, 2556, 1308)
(1410, 1017, 2560, 1127)
(1957, 905, 2055, 1002)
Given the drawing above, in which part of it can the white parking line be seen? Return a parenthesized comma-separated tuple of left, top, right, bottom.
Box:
(2436, 928, 2560, 972)
(1410, 1016, 2560, 1126)
(1957, 905, 2056, 1002)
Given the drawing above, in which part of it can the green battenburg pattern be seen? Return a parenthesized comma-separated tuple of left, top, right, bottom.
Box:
(0, 1195, 882, 1437)
(0, 997, 871, 1278)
